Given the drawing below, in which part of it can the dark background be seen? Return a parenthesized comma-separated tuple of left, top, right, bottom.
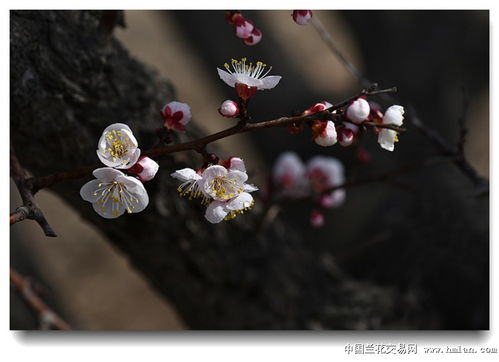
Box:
(11, 10, 489, 330)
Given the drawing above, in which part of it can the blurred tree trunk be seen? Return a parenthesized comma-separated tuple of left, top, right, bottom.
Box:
(10, 10, 430, 329)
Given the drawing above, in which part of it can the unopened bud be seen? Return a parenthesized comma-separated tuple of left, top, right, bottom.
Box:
(338, 127, 354, 147)
(346, 97, 370, 124)
(218, 100, 240, 118)
(314, 121, 337, 147)
(243, 28, 262, 46)
(128, 156, 159, 182)
(233, 13, 254, 39)
(293, 10, 313, 25)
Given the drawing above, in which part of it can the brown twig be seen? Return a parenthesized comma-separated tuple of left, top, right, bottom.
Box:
(10, 268, 71, 330)
(10, 147, 57, 237)
(27, 86, 401, 192)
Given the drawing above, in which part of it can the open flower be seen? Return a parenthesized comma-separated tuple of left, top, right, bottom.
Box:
(97, 123, 140, 169)
(160, 101, 192, 132)
(171, 168, 205, 201)
(217, 58, 281, 100)
(378, 105, 404, 151)
(272, 151, 309, 197)
(307, 156, 346, 208)
(171, 157, 258, 223)
(80, 168, 149, 219)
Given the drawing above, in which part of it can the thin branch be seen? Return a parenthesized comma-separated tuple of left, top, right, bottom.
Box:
(10, 268, 71, 330)
(10, 147, 57, 236)
(28, 86, 401, 192)
(311, 15, 371, 88)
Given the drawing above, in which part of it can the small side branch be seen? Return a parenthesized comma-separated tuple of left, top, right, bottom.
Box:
(10, 268, 72, 330)
(10, 147, 57, 237)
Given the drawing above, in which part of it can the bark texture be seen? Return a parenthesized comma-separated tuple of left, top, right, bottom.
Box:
(11, 10, 430, 329)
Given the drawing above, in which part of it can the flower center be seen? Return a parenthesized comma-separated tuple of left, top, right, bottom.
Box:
(93, 181, 139, 216)
(224, 57, 273, 80)
(309, 169, 330, 193)
(105, 130, 132, 162)
(209, 175, 242, 200)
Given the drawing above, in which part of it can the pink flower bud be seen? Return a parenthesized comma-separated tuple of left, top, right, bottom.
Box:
(233, 14, 254, 39)
(218, 100, 240, 118)
(293, 10, 313, 25)
(314, 121, 337, 147)
(160, 101, 192, 132)
(338, 127, 354, 147)
(310, 210, 325, 228)
(243, 28, 262, 46)
(346, 98, 370, 124)
(128, 156, 159, 182)
(309, 101, 333, 113)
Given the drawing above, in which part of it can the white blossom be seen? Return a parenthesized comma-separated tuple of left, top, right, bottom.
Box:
(96, 123, 140, 169)
(272, 152, 309, 197)
(217, 57, 281, 90)
(80, 168, 149, 219)
(172, 158, 258, 224)
(378, 105, 404, 152)
(346, 98, 370, 124)
(314, 121, 338, 147)
(306, 156, 346, 208)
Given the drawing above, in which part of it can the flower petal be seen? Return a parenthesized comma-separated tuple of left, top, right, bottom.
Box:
(217, 68, 236, 88)
(227, 169, 248, 184)
(117, 175, 149, 213)
(122, 148, 141, 169)
(259, 76, 282, 89)
(229, 157, 246, 172)
(80, 179, 102, 202)
(102, 123, 132, 134)
(378, 129, 396, 151)
(205, 201, 228, 224)
(92, 200, 125, 219)
(202, 165, 228, 179)
(171, 168, 201, 182)
(226, 192, 253, 211)
(121, 128, 139, 148)
(92, 167, 124, 182)
(244, 183, 259, 193)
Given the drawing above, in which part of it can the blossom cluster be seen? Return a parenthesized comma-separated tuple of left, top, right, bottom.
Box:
(272, 152, 345, 227)
(81, 123, 159, 218)
(79, 54, 404, 229)
(171, 157, 258, 223)
(294, 98, 404, 152)
(225, 11, 262, 46)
